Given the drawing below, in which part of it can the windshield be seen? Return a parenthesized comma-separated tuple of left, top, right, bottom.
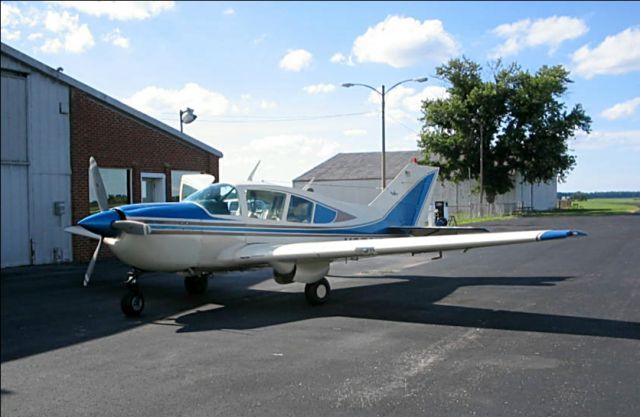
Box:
(185, 183, 240, 215)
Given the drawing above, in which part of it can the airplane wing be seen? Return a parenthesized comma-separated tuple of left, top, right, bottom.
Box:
(235, 230, 586, 263)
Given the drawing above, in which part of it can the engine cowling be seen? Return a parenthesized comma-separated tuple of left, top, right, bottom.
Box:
(271, 260, 330, 285)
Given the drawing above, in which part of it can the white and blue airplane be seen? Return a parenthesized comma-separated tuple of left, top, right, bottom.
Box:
(67, 157, 586, 316)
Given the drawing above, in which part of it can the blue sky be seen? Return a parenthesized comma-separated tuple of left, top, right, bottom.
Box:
(2, 1, 639, 191)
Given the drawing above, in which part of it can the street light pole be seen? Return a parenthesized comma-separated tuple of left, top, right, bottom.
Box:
(479, 122, 484, 217)
(179, 107, 197, 133)
(342, 77, 428, 190)
(472, 117, 484, 217)
(381, 84, 386, 188)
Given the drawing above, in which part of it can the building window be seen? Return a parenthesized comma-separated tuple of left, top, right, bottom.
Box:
(287, 195, 314, 223)
(89, 168, 131, 213)
(171, 170, 199, 201)
(247, 190, 286, 221)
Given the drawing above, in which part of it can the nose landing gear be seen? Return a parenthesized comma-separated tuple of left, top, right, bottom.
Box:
(121, 270, 144, 317)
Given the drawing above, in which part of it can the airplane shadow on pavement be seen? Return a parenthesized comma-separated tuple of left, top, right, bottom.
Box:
(174, 274, 640, 341)
(2, 265, 639, 363)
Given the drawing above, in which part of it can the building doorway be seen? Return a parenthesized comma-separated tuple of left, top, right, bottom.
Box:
(141, 172, 166, 203)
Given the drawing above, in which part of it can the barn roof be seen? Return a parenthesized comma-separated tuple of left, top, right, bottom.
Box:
(293, 150, 423, 182)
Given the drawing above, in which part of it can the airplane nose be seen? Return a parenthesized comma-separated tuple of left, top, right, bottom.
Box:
(79, 210, 120, 237)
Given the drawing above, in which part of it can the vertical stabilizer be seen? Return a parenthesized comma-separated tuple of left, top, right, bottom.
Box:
(368, 163, 438, 227)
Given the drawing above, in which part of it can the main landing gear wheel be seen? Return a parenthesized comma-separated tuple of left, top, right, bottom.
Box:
(121, 288, 144, 317)
(185, 274, 209, 294)
(305, 278, 330, 306)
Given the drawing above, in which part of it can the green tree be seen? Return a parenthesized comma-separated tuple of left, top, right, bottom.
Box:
(572, 191, 588, 201)
(418, 58, 591, 206)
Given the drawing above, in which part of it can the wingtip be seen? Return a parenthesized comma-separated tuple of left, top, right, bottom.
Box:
(538, 229, 588, 241)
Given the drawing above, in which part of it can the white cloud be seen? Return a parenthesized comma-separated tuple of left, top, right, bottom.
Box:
(53, 1, 175, 21)
(27, 32, 43, 41)
(367, 85, 449, 123)
(253, 33, 267, 45)
(102, 28, 130, 48)
(573, 130, 640, 151)
(279, 49, 313, 72)
(401, 86, 449, 111)
(343, 129, 367, 137)
(571, 27, 640, 79)
(259, 100, 277, 110)
(1, 2, 38, 28)
(352, 15, 459, 68)
(123, 82, 230, 119)
(40, 38, 63, 53)
(1, 28, 20, 40)
(221, 134, 341, 184)
(303, 83, 336, 94)
(44, 10, 77, 33)
(491, 16, 588, 58)
(40, 11, 94, 54)
(601, 97, 640, 120)
(223, 8, 235, 16)
(330, 52, 346, 64)
(64, 23, 94, 53)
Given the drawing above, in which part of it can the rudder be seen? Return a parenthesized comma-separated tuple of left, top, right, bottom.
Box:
(368, 163, 439, 227)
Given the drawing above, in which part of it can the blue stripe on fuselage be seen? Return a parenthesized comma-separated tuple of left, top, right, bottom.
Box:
(116, 172, 435, 235)
(117, 202, 228, 221)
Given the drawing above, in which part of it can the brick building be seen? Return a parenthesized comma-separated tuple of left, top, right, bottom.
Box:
(1, 43, 222, 267)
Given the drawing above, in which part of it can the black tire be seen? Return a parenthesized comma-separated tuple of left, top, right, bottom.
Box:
(185, 274, 208, 294)
(304, 278, 330, 306)
(121, 290, 144, 317)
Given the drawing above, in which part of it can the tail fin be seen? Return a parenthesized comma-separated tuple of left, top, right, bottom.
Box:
(368, 163, 438, 227)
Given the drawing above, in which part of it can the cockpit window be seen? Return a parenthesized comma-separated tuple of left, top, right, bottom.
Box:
(247, 190, 286, 221)
(313, 204, 337, 224)
(185, 183, 240, 216)
(287, 196, 314, 223)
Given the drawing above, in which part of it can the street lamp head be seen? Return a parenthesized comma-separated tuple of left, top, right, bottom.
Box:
(414, 77, 429, 83)
(341, 83, 355, 88)
(181, 107, 197, 124)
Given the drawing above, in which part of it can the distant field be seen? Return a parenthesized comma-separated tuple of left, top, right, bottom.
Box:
(556, 198, 640, 215)
(455, 198, 639, 225)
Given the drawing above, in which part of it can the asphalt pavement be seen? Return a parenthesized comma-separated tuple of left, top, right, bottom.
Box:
(1, 215, 639, 417)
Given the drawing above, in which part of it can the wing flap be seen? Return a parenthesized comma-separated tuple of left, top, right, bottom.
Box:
(387, 226, 489, 236)
(234, 230, 585, 263)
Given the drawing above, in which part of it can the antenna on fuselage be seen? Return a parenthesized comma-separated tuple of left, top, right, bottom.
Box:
(302, 177, 315, 192)
(247, 160, 261, 182)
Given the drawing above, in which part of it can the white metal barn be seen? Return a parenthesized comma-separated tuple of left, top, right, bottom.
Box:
(292, 151, 557, 218)
(1, 52, 72, 268)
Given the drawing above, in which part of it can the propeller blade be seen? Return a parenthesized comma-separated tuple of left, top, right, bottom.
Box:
(84, 237, 103, 287)
(64, 225, 101, 240)
(89, 157, 108, 212)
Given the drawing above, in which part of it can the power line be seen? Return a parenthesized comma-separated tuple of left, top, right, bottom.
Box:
(159, 111, 373, 124)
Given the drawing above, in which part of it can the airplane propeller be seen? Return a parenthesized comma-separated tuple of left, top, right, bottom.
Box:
(82, 156, 109, 286)
(89, 156, 108, 212)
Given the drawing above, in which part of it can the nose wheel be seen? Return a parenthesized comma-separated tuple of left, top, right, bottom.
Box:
(121, 287, 144, 317)
(121, 270, 144, 317)
(305, 278, 330, 305)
